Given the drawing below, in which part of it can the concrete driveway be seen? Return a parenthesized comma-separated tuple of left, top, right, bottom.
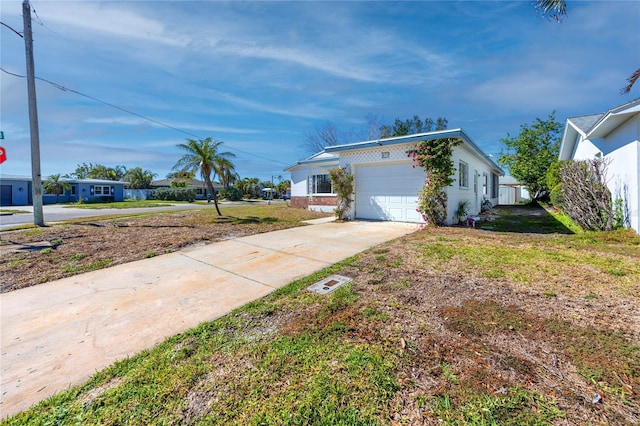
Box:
(0, 219, 418, 417)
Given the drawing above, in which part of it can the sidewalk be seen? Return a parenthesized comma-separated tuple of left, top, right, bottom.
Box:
(0, 219, 418, 417)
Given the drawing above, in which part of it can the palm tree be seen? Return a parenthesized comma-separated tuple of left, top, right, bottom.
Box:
(124, 167, 157, 189)
(237, 177, 261, 199)
(43, 174, 71, 203)
(215, 157, 239, 189)
(173, 137, 235, 215)
(166, 169, 195, 179)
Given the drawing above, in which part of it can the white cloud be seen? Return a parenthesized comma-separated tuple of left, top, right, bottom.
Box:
(28, 1, 190, 47)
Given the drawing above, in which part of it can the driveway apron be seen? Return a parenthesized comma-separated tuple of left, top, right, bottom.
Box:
(0, 220, 417, 417)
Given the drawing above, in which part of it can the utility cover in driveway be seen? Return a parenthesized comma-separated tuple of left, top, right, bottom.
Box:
(308, 275, 352, 294)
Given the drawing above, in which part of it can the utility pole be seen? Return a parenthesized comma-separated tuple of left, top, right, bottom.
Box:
(23, 0, 44, 226)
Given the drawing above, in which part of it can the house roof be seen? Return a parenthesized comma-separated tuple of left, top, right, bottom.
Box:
(500, 175, 523, 185)
(560, 97, 640, 160)
(324, 128, 504, 174)
(284, 150, 339, 171)
(152, 178, 203, 187)
(150, 178, 223, 189)
(0, 174, 124, 185)
(567, 113, 604, 134)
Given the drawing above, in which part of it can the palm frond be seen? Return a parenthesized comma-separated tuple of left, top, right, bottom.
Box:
(621, 68, 640, 95)
(535, 0, 567, 21)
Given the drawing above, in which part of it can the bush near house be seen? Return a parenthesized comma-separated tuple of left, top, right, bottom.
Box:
(220, 187, 243, 201)
(154, 187, 196, 202)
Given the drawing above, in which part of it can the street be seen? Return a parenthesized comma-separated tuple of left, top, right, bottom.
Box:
(0, 201, 275, 229)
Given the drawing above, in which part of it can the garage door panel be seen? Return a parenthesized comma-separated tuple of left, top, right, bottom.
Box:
(355, 162, 425, 223)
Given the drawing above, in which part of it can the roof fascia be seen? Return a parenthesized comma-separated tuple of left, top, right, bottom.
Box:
(559, 120, 581, 160)
(325, 128, 504, 175)
(585, 98, 640, 139)
(284, 156, 339, 172)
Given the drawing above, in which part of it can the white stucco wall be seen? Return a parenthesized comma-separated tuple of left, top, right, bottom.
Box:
(605, 141, 639, 233)
(447, 144, 500, 223)
(289, 168, 310, 197)
(572, 137, 601, 159)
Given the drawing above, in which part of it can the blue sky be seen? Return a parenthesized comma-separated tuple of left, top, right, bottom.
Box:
(1, 1, 638, 183)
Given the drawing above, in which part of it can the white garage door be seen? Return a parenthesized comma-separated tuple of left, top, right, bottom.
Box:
(354, 162, 426, 222)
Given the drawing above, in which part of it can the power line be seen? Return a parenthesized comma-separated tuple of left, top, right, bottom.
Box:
(0, 67, 289, 166)
(0, 21, 24, 38)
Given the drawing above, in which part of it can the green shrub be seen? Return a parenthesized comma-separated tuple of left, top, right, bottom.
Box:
(550, 183, 563, 207)
(220, 186, 243, 201)
(154, 187, 196, 202)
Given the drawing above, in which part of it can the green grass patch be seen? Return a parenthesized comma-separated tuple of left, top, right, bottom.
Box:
(69, 253, 85, 262)
(488, 204, 575, 234)
(8, 259, 29, 267)
(0, 209, 31, 214)
(429, 387, 564, 425)
(69, 200, 176, 209)
(61, 258, 113, 274)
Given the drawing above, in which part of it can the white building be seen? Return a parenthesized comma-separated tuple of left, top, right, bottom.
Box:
(559, 98, 640, 233)
(286, 129, 503, 224)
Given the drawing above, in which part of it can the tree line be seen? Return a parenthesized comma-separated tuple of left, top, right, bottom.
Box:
(42, 137, 289, 216)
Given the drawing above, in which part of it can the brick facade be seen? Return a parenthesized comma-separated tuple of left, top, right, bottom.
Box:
(291, 196, 337, 209)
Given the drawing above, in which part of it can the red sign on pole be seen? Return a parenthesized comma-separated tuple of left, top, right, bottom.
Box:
(0, 146, 6, 164)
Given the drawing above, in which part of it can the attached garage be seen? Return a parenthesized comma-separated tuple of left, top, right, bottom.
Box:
(354, 162, 425, 222)
(287, 129, 504, 225)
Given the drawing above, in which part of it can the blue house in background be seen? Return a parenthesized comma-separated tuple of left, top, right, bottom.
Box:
(0, 174, 125, 206)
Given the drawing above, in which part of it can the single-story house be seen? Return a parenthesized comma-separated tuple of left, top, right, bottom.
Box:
(0, 174, 125, 206)
(558, 97, 640, 234)
(150, 178, 222, 200)
(285, 129, 504, 224)
(499, 175, 531, 205)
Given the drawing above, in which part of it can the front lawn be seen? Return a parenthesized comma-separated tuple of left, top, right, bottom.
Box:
(3, 206, 639, 425)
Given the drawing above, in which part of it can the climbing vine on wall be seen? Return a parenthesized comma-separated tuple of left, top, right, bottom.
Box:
(329, 167, 354, 221)
(407, 137, 461, 225)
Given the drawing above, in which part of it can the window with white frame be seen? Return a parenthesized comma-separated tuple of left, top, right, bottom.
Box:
(311, 174, 333, 194)
(482, 173, 488, 195)
(459, 161, 469, 188)
(94, 185, 111, 196)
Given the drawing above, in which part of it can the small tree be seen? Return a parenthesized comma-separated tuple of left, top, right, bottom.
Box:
(499, 113, 562, 201)
(328, 167, 354, 221)
(407, 138, 461, 225)
(43, 174, 71, 203)
(173, 137, 235, 216)
(123, 167, 157, 189)
(546, 160, 566, 207)
(559, 158, 613, 231)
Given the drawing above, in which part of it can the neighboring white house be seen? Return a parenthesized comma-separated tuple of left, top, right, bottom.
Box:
(285, 129, 504, 224)
(558, 98, 640, 234)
